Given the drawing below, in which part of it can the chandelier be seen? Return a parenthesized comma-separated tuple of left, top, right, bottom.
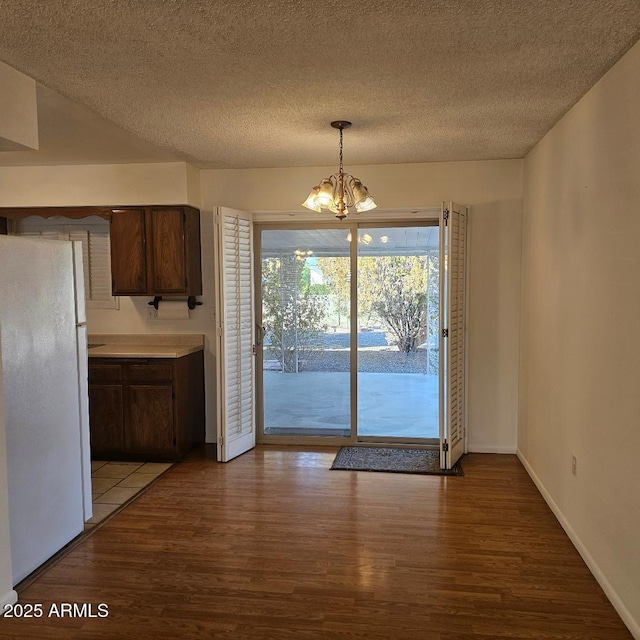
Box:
(302, 121, 377, 220)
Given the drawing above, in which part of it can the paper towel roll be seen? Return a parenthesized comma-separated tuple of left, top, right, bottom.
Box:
(156, 300, 191, 320)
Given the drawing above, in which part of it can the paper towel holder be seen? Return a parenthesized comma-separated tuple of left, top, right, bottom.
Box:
(148, 296, 203, 311)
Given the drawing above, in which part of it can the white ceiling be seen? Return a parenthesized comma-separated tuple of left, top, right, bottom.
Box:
(0, 1, 639, 169)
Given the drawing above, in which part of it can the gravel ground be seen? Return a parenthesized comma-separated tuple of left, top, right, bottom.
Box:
(323, 331, 388, 349)
(265, 331, 436, 374)
(305, 350, 430, 373)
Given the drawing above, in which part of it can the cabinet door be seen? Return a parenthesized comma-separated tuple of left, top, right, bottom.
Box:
(184, 207, 203, 295)
(110, 209, 147, 294)
(150, 208, 187, 294)
(89, 385, 125, 456)
(125, 385, 175, 456)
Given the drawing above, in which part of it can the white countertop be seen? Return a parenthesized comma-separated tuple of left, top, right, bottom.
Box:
(87, 334, 204, 359)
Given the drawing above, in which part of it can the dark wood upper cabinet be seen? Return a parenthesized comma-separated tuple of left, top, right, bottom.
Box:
(151, 208, 185, 293)
(0, 204, 202, 297)
(110, 205, 202, 297)
(110, 208, 147, 295)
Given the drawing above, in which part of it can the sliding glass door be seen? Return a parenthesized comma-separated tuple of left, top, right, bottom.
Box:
(258, 227, 352, 438)
(256, 222, 440, 444)
(356, 225, 440, 440)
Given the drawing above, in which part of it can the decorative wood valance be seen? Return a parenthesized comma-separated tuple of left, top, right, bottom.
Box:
(0, 206, 114, 221)
(0, 204, 198, 230)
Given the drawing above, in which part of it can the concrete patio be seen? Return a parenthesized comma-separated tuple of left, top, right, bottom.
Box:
(262, 371, 439, 439)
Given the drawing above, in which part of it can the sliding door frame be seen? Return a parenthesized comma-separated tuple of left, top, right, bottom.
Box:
(352, 221, 440, 447)
(255, 221, 357, 447)
(255, 215, 441, 448)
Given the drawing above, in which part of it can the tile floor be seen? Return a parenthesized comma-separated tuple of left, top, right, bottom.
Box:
(85, 461, 173, 530)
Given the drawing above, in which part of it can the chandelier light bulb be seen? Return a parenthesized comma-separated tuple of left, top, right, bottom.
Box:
(316, 179, 334, 207)
(302, 186, 322, 212)
(355, 196, 377, 212)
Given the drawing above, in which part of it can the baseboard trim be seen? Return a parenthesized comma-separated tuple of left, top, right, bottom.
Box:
(0, 589, 18, 613)
(467, 444, 517, 454)
(516, 449, 640, 640)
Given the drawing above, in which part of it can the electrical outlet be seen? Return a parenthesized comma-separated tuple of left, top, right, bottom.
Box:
(147, 307, 157, 319)
(571, 456, 577, 476)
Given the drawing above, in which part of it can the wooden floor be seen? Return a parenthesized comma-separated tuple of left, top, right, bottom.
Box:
(1, 447, 632, 639)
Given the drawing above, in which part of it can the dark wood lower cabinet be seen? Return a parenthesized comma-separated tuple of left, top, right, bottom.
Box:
(126, 385, 175, 456)
(88, 385, 125, 455)
(89, 352, 204, 461)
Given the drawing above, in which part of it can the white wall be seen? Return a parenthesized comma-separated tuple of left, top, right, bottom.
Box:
(202, 159, 523, 452)
(0, 61, 38, 151)
(519, 40, 640, 637)
(0, 157, 522, 451)
(0, 162, 199, 208)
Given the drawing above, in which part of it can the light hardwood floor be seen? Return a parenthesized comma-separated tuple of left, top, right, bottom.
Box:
(2, 447, 632, 639)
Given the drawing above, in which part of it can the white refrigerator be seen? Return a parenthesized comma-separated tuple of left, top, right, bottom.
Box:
(0, 234, 92, 585)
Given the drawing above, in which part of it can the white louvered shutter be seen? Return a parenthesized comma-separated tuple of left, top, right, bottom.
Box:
(86, 229, 115, 306)
(439, 202, 468, 469)
(14, 218, 117, 309)
(215, 207, 256, 462)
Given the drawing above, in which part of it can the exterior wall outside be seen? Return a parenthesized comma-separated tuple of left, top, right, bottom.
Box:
(519, 39, 640, 637)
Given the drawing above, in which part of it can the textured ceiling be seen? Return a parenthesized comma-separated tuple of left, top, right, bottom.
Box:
(0, 0, 639, 169)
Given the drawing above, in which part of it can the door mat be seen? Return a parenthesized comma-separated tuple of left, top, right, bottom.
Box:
(331, 446, 464, 476)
